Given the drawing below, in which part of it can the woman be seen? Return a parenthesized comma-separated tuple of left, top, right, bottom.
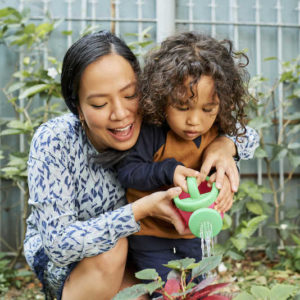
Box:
(24, 31, 258, 300)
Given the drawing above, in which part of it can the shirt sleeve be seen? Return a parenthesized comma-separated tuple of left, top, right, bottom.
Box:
(225, 125, 259, 160)
(27, 126, 140, 267)
(117, 124, 182, 190)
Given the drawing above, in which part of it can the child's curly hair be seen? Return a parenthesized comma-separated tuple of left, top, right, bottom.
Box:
(140, 31, 252, 137)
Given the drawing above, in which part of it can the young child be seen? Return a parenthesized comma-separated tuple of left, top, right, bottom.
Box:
(117, 31, 259, 283)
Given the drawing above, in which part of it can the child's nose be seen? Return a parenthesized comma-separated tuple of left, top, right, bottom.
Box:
(186, 111, 201, 126)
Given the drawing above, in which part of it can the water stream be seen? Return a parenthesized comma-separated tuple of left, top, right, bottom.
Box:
(199, 221, 215, 278)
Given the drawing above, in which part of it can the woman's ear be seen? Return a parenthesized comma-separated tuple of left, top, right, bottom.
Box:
(77, 106, 85, 127)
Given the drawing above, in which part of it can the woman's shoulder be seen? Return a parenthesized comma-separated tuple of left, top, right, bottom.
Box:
(34, 113, 80, 140)
(31, 113, 82, 153)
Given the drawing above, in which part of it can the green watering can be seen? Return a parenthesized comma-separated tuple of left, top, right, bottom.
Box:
(174, 177, 223, 238)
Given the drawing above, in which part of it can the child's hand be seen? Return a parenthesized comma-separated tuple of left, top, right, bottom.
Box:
(208, 173, 234, 213)
(173, 165, 200, 192)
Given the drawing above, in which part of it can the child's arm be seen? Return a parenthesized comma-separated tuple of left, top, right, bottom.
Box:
(117, 123, 197, 191)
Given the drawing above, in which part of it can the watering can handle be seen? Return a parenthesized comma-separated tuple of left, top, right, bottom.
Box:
(174, 176, 219, 212)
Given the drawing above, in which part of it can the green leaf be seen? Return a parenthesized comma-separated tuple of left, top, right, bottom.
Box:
(135, 269, 159, 280)
(291, 234, 300, 246)
(36, 22, 54, 38)
(233, 291, 255, 300)
(230, 237, 247, 251)
(191, 255, 222, 278)
(270, 284, 298, 300)
(0, 7, 17, 18)
(164, 258, 195, 271)
(241, 215, 268, 238)
(254, 147, 268, 158)
(19, 83, 51, 99)
(285, 112, 300, 121)
(264, 56, 277, 61)
(246, 202, 264, 215)
(248, 116, 271, 130)
(61, 30, 73, 35)
(145, 281, 163, 295)
(113, 283, 148, 300)
(288, 143, 300, 149)
(6, 82, 26, 94)
(250, 285, 270, 299)
(226, 250, 244, 260)
(222, 213, 232, 230)
(24, 23, 36, 34)
(0, 128, 23, 136)
(288, 152, 300, 168)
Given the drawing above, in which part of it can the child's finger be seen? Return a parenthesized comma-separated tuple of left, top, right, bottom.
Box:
(175, 179, 188, 193)
(183, 168, 200, 178)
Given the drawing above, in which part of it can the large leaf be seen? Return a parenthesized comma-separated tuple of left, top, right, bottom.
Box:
(164, 257, 196, 271)
(222, 213, 232, 230)
(246, 202, 264, 215)
(191, 255, 222, 279)
(145, 281, 163, 295)
(248, 116, 271, 130)
(233, 292, 255, 300)
(288, 152, 300, 168)
(254, 147, 268, 158)
(6, 81, 26, 94)
(19, 83, 51, 99)
(0, 7, 17, 18)
(113, 283, 148, 300)
(230, 237, 247, 251)
(241, 215, 268, 238)
(250, 285, 270, 299)
(270, 284, 298, 300)
(135, 268, 159, 280)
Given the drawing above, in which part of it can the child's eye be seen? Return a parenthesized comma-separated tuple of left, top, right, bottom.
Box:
(176, 106, 189, 111)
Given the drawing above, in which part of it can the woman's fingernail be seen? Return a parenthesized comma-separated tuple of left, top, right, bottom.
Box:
(216, 182, 222, 189)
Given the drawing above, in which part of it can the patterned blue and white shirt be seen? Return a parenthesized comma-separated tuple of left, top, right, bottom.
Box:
(24, 113, 259, 270)
(24, 113, 140, 269)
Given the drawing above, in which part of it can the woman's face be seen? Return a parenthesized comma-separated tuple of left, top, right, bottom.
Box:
(78, 54, 142, 152)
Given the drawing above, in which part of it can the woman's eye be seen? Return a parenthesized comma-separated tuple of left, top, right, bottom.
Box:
(125, 93, 138, 99)
(203, 108, 213, 113)
(92, 103, 107, 109)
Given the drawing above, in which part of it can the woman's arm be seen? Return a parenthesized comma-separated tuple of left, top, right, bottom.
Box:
(27, 122, 188, 267)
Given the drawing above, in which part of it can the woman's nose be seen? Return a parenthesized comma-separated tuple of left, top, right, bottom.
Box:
(110, 98, 129, 121)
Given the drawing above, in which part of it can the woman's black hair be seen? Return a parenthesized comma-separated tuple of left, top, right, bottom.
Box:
(61, 30, 140, 166)
(61, 30, 141, 115)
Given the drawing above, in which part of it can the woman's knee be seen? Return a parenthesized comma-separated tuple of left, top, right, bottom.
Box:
(84, 237, 128, 275)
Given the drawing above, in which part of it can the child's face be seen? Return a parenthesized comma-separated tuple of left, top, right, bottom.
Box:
(166, 75, 219, 141)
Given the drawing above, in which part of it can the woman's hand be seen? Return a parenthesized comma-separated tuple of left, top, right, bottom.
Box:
(132, 187, 191, 235)
(208, 173, 234, 213)
(199, 136, 239, 193)
(173, 165, 200, 192)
